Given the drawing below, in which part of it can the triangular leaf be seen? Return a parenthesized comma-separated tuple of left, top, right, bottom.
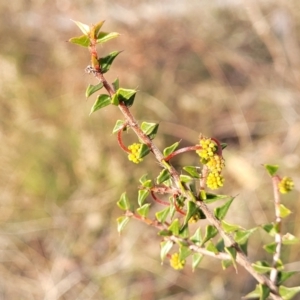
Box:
(279, 285, 300, 300)
(206, 241, 219, 254)
(179, 224, 189, 239)
(156, 207, 171, 223)
(112, 78, 119, 91)
(190, 228, 202, 245)
(203, 193, 229, 204)
(179, 174, 193, 183)
(69, 35, 90, 47)
(252, 261, 272, 274)
(137, 144, 150, 159)
(112, 120, 125, 134)
(282, 233, 300, 245)
(138, 189, 150, 206)
(183, 166, 200, 179)
(279, 204, 291, 218)
(202, 225, 218, 245)
(184, 201, 198, 225)
(117, 216, 130, 233)
(179, 245, 192, 261)
(99, 51, 122, 73)
(234, 228, 257, 245)
(277, 271, 298, 285)
(139, 174, 152, 188)
(136, 203, 151, 218)
(90, 94, 111, 114)
(141, 122, 159, 140)
(221, 220, 241, 233)
(264, 164, 279, 176)
(96, 31, 120, 44)
(192, 253, 203, 271)
(168, 219, 180, 236)
(117, 192, 130, 210)
(71, 19, 90, 35)
(86, 82, 104, 98)
(225, 247, 237, 272)
(222, 259, 233, 270)
(157, 169, 171, 184)
(163, 142, 179, 157)
(160, 240, 173, 262)
(263, 242, 276, 254)
(214, 197, 234, 220)
(261, 223, 277, 236)
(93, 20, 105, 38)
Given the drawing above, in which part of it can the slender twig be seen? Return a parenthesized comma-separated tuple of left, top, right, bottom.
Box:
(270, 175, 282, 284)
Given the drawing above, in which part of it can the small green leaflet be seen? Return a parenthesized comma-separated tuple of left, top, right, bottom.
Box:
(86, 83, 104, 98)
(163, 142, 179, 157)
(90, 94, 111, 115)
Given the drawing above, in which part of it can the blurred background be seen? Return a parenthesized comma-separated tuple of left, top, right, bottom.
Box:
(0, 0, 299, 299)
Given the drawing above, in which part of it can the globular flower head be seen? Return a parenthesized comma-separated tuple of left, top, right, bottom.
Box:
(197, 136, 225, 190)
(170, 253, 185, 270)
(278, 176, 294, 194)
(128, 143, 143, 164)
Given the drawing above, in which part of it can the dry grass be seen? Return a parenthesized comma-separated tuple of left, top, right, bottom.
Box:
(0, 1, 299, 299)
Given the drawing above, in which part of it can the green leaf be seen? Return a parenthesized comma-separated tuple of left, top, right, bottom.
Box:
(168, 219, 180, 236)
(179, 224, 189, 239)
(96, 31, 120, 44)
(192, 253, 203, 271)
(137, 144, 150, 159)
(99, 51, 122, 73)
(203, 193, 229, 204)
(279, 204, 291, 218)
(264, 164, 279, 176)
(202, 225, 218, 245)
(157, 169, 171, 184)
(220, 143, 227, 150)
(214, 197, 234, 220)
(116, 88, 136, 107)
(86, 83, 104, 98)
(93, 20, 105, 38)
(156, 207, 170, 223)
(111, 93, 119, 106)
(222, 259, 233, 270)
(69, 35, 90, 47)
(263, 242, 276, 254)
(244, 284, 270, 300)
(138, 189, 149, 206)
(183, 166, 200, 178)
(71, 19, 90, 35)
(157, 229, 172, 237)
(139, 174, 152, 188)
(206, 241, 219, 254)
(136, 203, 151, 218)
(160, 240, 173, 262)
(221, 220, 241, 233)
(279, 285, 300, 300)
(112, 120, 125, 134)
(282, 233, 300, 245)
(141, 122, 159, 140)
(112, 78, 119, 91)
(90, 94, 111, 114)
(234, 228, 257, 245)
(224, 247, 237, 272)
(117, 192, 130, 210)
(163, 142, 179, 157)
(262, 223, 277, 236)
(190, 228, 202, 245)
(117, 216, 130, 233)
(184, 201, 198, 225)
(179, 245, 192, 261)
(179, 174, 193, 183)
(252, 261, 272, 274)
(277, 271, 298, 285)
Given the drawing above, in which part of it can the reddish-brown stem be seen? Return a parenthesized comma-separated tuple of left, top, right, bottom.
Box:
(150, 191, 170, 206)
(117, 128, 131, 153)
(164, 145, 202, 162)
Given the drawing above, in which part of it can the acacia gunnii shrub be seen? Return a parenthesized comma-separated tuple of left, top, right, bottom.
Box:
(69, 20, 299, 300)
